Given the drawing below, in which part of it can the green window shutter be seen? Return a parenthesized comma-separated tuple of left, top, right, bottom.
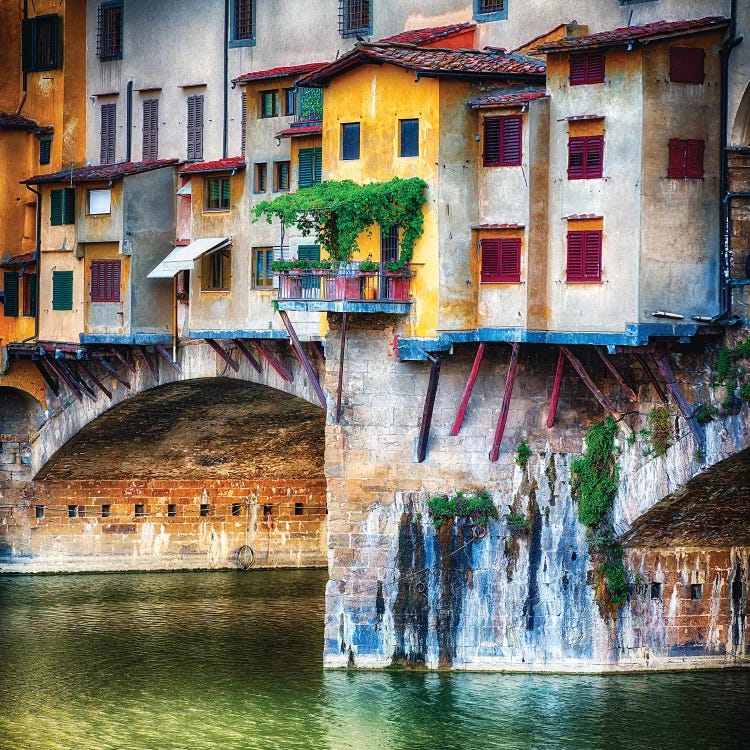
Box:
(3, 272, 19, 317)
(221, 178, 230, 204)
(298, 149, 313, 188)
(209, 179, 220, 203)
(63, 188, 75, 224)
(52, 270, 73, 311)
(297, 245, 320, 263)
(28, 273, 37, 316)
(313, 147, 322, 184)
(50, 189, 63, 225)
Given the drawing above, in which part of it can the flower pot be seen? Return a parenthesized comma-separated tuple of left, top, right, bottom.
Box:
(387, 276, 409, 300)
(280, 274, 303, 298)
(326, 277, 361, 300)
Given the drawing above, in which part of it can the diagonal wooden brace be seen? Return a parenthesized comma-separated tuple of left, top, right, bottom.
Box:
(278, 310, 326, 409)
(250, 340, 293, 382)
(139, 346, 160, 381)
(156, 345, 183, 375)
(490, 342, 520, 461)
(595, 347, 638, 402)
(110, 346, 136, 374)
(204, 338, 239, 372)
(78, 360, 112, 399)
(416, 352, 442, 463)
(547, 348, 565, 428)
(63, 361, 98, 402)
(653, 353, 703, 446)
(232, 339, 262, 374)
(451, 342, 485, 436)
(33, 358, 60, 397)
(95, 357, 131, 389)
(43, 356, 82, 400)
(635, 353, 668, 404)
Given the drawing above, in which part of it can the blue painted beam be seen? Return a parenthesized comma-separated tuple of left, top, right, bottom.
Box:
(277, 300, 411, 315)
(79, 333, 174, 345)
(188, 329, 290, 340)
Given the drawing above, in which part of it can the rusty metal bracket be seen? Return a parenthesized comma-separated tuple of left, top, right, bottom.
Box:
(451, 342, 485, 436)
(490, 342, 520, 461)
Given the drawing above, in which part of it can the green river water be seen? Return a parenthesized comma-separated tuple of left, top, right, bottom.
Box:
(0, 570, 748, 750)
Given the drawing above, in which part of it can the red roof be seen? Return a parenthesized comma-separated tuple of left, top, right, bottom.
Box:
(23, 159, 179, 185)
(0, 112, 52, 133)
(276, 124, 323, 138)
(533, 17, 728, 53)
(469, 88, 547, 109)
(0, 251, 36, 267)
(232, 62, 329, 85)
(380, 23, 475, 47)
(180, 157, 246, 174)
(472, 223, 525, 230)
(300, 44, 545, 87)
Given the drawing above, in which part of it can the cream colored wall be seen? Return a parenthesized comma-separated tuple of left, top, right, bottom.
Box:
(84, 241, 128, 335)
(77, 182, 124, 245)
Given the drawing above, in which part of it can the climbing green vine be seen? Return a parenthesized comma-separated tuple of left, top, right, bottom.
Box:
(515, 439, 532, 468)
(715, 336, 750, 408)
(253, 177, 428, 265)
(427, 490, 498, 530)
(647, 406, 671, 457)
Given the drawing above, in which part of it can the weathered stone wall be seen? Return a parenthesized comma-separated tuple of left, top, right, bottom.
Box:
(729, 149, 750, 321)
(0, 478, 327, 573)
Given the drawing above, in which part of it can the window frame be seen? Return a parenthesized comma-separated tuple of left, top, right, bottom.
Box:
(274, 161, 290, 192)
(252, 247, 275, 289)
(205, 176, 231, 212)
(100, 102, 116, 165)
(229, 0, 256, 47)
(298, 148, 322, 188)
(567, 135, 604, 180)
(566, 230, 603, 283)
(22, 14, 60, 72)
(569, 50, 605, 85)
(254, 163, 268, 193)
(399, 119, 419, 158)
(201, 247, 232, 292)
(87, 188, 112, 216)
(186, 94, 204, 161)
(96, 1, 123, 62)
(50, 187, 76, 226)
(342, 122, 361, 161)
(142, 98, 159, 162)
(380, 224, 400, 264)
(52, 270, 74, 310)
(259, 90, 280, 119)
(473, 0, 508, 23)
(38, 134, 52, 165)
(22, 272, 36, 317)
(284, 88, 296, 116)
(339, 0, 372, 38)
(90, 259, 121, 303)
(483, 115, 522, 167)
(480, 238, 521, 283)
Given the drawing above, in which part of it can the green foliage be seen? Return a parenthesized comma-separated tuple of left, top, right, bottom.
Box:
(505, 512, 529, 532)
(253, 177, 428, 265)
(693, 446, 705, 464)
(715, 336, 750, 407)
(515, 439, 532, 468)
(427, 490, 498, 530)
(695, 404, 719, 425)
(602, 557, 630, 606)
(358, 259, 380, 272)
(648, 406, 671, 457)
(270, 259, 312, 272)
(299, 87, 323, 120)
(571, 417, 619, 528)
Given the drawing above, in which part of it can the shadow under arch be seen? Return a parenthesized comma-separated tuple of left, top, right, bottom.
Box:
(0, 386, 45, 436)
(731, 81, 750, 146)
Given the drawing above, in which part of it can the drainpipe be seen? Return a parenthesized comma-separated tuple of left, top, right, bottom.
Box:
(125, 80, 133, 162)
(223, 0, 229, 158)
(719, 0, 743, 320)
(21, 0, 28, 96)
(21, 184, 42, 344)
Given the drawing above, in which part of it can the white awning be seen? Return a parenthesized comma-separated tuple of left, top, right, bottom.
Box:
(147, 237, 231, 278)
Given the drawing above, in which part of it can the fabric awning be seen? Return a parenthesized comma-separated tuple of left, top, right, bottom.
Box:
(147, 237, 231, 278)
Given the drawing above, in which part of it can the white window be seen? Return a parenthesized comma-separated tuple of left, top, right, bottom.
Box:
(88, 189, 112, 215)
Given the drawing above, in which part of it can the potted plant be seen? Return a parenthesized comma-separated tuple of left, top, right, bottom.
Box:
(384, 260, 410, 300)
(176, 289, 189, 304)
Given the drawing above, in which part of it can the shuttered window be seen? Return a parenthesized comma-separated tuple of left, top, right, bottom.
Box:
(380, 224, 400, 264)
(668, 139, 704, 179)
(39, 136, 52, 165)
(297, 245, 321, 264)
(253, 248, 274, 288)
(186, 95, 204, 161)
(22, 14, 59, 72)
(142, 99, 159, 161)
(50, 188, 75, 226)
(90, 260, 121, 302)
(570, 51, 605, 85)
(201, 248, 231, 291)
(483, 115, 522, 167)
(206, 177, 231, 210)
(96, 2, 123, 61)
(274, 162, 290, 192)
(24, 273, 37, 317)
(339, 0, 372, 37)
(259, 90, 279, 118)
(3, 273, 19, 317)
(100, 103, 116, 165)
(481, 238, 521, 282)
(298, 148, 322, 188)
(567, 231, 602, 282)
(568, 135, 604, 179)
(400, 119, 419, 158)
(234, 0, 255, 41)
(52, 270, 74, 310)
(342, 123, 360, 160)
(241, 92, 247, 157)
(254, 163, 267, 193)
(669, 47, 705, 84)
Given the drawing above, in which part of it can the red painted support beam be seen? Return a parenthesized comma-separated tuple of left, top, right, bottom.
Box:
(250, 340, 293, 383)
(653, 353, 703, 446)
(232, 339, 261, 374)
(204, 338, 239, 372)
(94, 356, 131, 389)
(78, 361, 112, 399)
(155, 345, 183, 375)
(110, 347, 136, 374)
(43, 357, 82, 400)
(311, 341, 326, 365)
(416, 352, 442, 463)
(489, 342, 519, 462)
(140, 346, 160, 381)
(451, 342, 485, 436)
(336, 313, 347, 424)
(595, 347, 638, 403)
(547, 348, 565, 428)
(635, 353, 668, 404)
(278, 310, 327, 409)
(33, 359, 60, 397)
(63, 361, 98, 401)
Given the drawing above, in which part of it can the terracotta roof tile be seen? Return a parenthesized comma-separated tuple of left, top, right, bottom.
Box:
(276, 124, 323, 138)
(468, 87, 547, 109)
(180, 157, 246, 174)
(0, 112, 52, 133)
(232, 62, 329, 85)
(0, 251, 36, 267)
(380, 23, 475, 46)
(23, 159, 179, 185)
(472, 223, 526, 229)
(533, 17, 728, 53)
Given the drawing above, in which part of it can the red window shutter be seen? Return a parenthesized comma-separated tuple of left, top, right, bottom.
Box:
(668, 139, 687, 178)
(241, 92, 247, 158)
(686, 139, 704, 179)
(568, 137, 585, 178)
(570, 53, 586, 85)
(583, 231, 602, 280)
(91, 260, 120, 302)
(481, 239, 501, 281)
(483, 117, 501, 166)
(585, 135, 603, 178)
(670, 47, 705, 84)
(567, 231, 584, 281)
(91, 262, 101, 301)
(586, 50, 605, 83)
(500, 115, 522, 166)
(499, 238, 521, 282)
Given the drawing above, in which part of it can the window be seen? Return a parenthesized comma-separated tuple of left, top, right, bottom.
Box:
(254, 163, 267, 193)
(22, 273, 36, 317)
(3, 273, 18, 317)
(39, 135, 52, 165)
(567, 230, 602, 282)
(259, 90, 279, 118)
(96, 1, 123, 61)
(52, 270, 73, 310)
(200, 503, 210, 517)
(294, 502, 304, 516)
(35, 505, 45, 520)
(481, 238, 521, 282)
(400, 119, 419, 158)
(483, 115, 521, 167)
(134, 504, 145, 517)
(167, 504, 177, 517)
(342, 122, 360, 160)
(88, 189, 112, 215)
(284, 88, 296, 116)
(568, 135, 604, 179)
(650, 582, 662, 600)
(298, 245, 321, 264)
(339, 0, 372, 38)
(100, 102, 116, 165)
(77, 505, 86, 519)
(22, 14, 59, 72)
(231, 503, 242, 516)
(668, 139, 704, 179)
(232, 0, 255, 44)
(298, 148, 322, 187)
(691, 584, 703, 601)
(187, 95, 204, 161)
(68, 505, 78, 518)
(253, 247, 274, 288)
(142, 99, 159, 161)
(206, 177, 230, 210)
(90, 260, 121, 303)
(101, 504, 111, 518)
(474, 0, 507, 22)
(50, 188, 75, 225)
(202, 247, 231, 291)
(570, 50, 605, 85)
(670, 47, 705, 84)
(241, 92, 247, 157)
(274, 161, 290, 191)
(380, 224, 399, 264)
(263, 504, 272, 516)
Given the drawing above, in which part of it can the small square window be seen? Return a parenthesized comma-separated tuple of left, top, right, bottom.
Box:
(254, 163, 267, 193)
(200, 503, 210, 517)
(474, 0, 507, 22)
(567, 230, 602, 282)
(651, 582, 662, 600)
(39, 136, 52, 165)
(101, 504, 111, 518)
(483, 115, 522, 167)
(342, 122, 360, 160)
(205, 177, 230, 211)
(252, 247, 274, 289)
(135, 503, 145, 517)
(259, 90, 279, 118)
(670, 47, 705, 84)
(88, 189, 112, 215)
(284, 88, 295, 116)
(231, 503, 242, 516)
(294, 502, 304, 516)
(90, 259, 121, 303)
(691, 583, 703, 601)
(274, 161, 290, 192)
(35, 505, 45, 519)
(570, 50, 605, 85)
(201, 247, 231, 291)
(22, 14, 60, 72)
(68, 504, 78, 518)
(668, 139, 704, 179)
(568, 135, 604, 180)
(167, 504, 177, 517)
(339, 0, 372, 38)
(263, 503, 273, 516)
(480, 238, 521, 283)
(50, 187, 75, 226)
(399, 119, 419, 158)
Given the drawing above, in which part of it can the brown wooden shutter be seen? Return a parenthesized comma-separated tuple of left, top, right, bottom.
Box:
(567, 231, 584, 281)
(500, 115, 522, 166)
(670, 47, 705, 84)
(583, 231, 602, 280)
(568, 137, 585, 178)
(586, 51, 605, 83)
(142, 99, 158, 161)
(483, 117, 501, 166)
(499, 238, 521, 281)
(686, 139, 704, 179)
(569, 54, 586, 84)
(668, 139, 686, 178)
(480, 239, 501, 281)
(585, 135, 604, 178)
(187, 95, 204, 160)
(100, 103, 116, 164)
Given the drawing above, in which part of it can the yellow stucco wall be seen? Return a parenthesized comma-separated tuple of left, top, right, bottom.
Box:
(0, 360, 48, 409)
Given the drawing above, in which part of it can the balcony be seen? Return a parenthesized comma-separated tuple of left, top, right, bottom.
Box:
(275, 264, 412, 313)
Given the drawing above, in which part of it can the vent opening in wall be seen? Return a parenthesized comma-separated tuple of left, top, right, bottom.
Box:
(651, 582, 662, 600)
(691, 583, 703, 601)
(167, 504, 177, 517)
(294, 502, 304, 515)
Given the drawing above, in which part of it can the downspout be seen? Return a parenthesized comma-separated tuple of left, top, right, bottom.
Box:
(21, 0, 28, 97)
(21, 183, 42, 344)
(126, 80, 133, 162)
(223, 0, 229, 158)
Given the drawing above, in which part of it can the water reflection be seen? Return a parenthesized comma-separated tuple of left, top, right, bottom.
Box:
(0, 571, 748, 750)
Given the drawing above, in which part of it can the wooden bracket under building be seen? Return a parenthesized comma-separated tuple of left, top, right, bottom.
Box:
(94, 356, 131, 389)
(232, 339, 262, 374)
(63, 361, 98, 402)
(635, 353, 668, 404)
(416, 350, 442, 463)
(139, 346, 160, 382)
(595, 346, 638, 402)
(546, 348, 566, 428)
(489, 342, 519, 461)
(653, 353, 704, 446)
(278, 310, 327, 409)
(109, 347, 136, 374)
(42, 356, 82, 401)
(249, 340, 293, 382)
(204, 338, 239, 372)
(155, 345, 182, 375)
(78, 360, 112, 399)
(451, 342, 485, 436)
(32, 358, 60, 397)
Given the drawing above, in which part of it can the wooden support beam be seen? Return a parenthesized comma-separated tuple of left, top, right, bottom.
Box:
(155, 345, 182, 375)
(311, 341, 326, 365)
(96, 357, 131, 389)
(278, 310, 326, 409)
(653, 353, 703, 446)
(62, 361, 98, 401)
(78, 361, 112, 399)
(250, 340, 293, 383)
(204, 338, 239, 372)
(33, 359, 60, 397)
(139, 346, 160, 381)
(416, 352, 442, 463)
(561, 346, 633, 436)
(232, 339, 262, 374)
(336, 312, 347, 424)
(451, 343, 485, 436)
(547, 348, 565, 428)
(635, 353, 668, 404)
(43, 357, 82, 400)
(595, 347, 638, 403)
(110, 347, 136, 374)
(490, 342, 520, 461)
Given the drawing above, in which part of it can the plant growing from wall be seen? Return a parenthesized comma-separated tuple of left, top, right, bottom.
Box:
(715, 336, 750, 407)
(427, 490, 498, 531)
(505, 512, 529, 533)
(647, 406, 671, 457)
(253, 177, 428, 265)
(515, 439, 532, 468)
(695, 404, 719, 425)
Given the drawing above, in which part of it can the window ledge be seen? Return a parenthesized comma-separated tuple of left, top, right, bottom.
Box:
(228, 38, 256, 48)
(203, 209, 231, 214)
